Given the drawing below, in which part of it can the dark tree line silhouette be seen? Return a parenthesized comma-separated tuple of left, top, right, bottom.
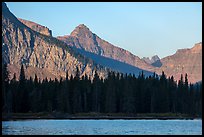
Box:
(2, 64, 202, 117)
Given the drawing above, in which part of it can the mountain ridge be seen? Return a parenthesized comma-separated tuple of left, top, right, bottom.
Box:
(2, 2, 202, 83)
(57, 24, 156, 72)
(156, 42, 202, 83)
(2, 2, 154, 82)
(57, 24, 202, 83)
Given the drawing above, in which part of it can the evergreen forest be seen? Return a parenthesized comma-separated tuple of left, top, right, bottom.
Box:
(2, 64, 202, 117)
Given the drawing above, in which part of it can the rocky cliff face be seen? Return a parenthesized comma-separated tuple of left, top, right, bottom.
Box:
(57, 24, 156, 72)
(2, 3, 107, 81)
(155, 43, 202, 83)
(18, 18, 52, 36)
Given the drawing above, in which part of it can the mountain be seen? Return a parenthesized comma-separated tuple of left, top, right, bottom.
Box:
(156, 42, 202, 83)
(57, 24, 156, 72)
(142, 55, 162, 67)
(151, 55, 160, 63)
(141, 57, 152, 64)
(2, 2, 201, 83)
(151, 55, 162, 67)
(57, 24, 202, 83)
(2, 2, 108, 81)
(141, 44, 202, 83)
(18, 18, 52, 36)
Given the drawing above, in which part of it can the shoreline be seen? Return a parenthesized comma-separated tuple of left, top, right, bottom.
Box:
(3, 117, 199, 121)
(2, 112, 201, 121)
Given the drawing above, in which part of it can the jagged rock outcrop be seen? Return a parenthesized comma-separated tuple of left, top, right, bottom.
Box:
(18, 18, 52, 36)
(151, 55, 160, 63)
(142, 57, 152, 64)
(2, 2, 108, 81)
(57, 24, 156, 72)
(142, 55, 162, 67)
(155, 42, 202, 83)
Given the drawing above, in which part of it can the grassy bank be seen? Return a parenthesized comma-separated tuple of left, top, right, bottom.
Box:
(2, 112, 201, 121)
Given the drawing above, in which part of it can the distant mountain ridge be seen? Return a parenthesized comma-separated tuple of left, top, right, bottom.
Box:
(142, 55, 162, 67)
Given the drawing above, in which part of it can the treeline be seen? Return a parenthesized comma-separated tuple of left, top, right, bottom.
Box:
(2, 64, 202, 117)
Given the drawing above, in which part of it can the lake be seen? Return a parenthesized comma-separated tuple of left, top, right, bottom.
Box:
(2, 119, 202, 135)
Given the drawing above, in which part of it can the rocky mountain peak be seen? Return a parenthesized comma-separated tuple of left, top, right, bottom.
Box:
(141, 57, 151, 64)
(70, 24, 92, 38)
(151, 55, 160, 62)
(142, 55, 160, 64)
(142, 55, 162, 67)
(78, 24, 89, 29)
(58, 24, 157, 74)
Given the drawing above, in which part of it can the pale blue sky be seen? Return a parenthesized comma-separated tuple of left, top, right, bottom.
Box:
(5, 2, 202, 58)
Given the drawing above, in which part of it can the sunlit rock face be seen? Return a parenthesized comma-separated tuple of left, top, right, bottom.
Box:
(18, 18, 52, 37)
(156, 43, 202, 83)
(2, 2, 108, 81)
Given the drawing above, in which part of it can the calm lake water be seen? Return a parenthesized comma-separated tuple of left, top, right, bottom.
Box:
(2, 119, 202, 135)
